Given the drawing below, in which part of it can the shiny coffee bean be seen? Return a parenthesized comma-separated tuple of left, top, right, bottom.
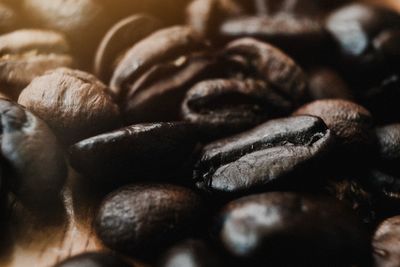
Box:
(0, 29, 74, 100)
(94, 14, 162, 83)
(95, 184, 205, 258)
(158, 240, 222, 267)
(373, 216, 400, 267)
(326, 3, 400, 76)
(18, 68, 121, 145)
(195, 116, 334, 194)
(110, 26, 206, 100)
(0, 99, 67, 209)
(294, 99, 374, 148)
(53, 252, 132, 267)
(223, 38, 307, 105)
(376, 124, 400, 174)
(218, 192, 369, 265)
(182, 79, 291, 136)
(69, 122, 198, 184)
(307, 67, 353, 100)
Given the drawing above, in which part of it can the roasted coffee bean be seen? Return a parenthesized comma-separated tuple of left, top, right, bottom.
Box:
(0, 99, 67, 209)
(294, 99, 374, 148)
(18, 68, 121, 145)
(326, 3, 400, 76)
(218, 192, 369, 265)
(307, 67, 353, 100)
(373, 216, 400, 267)
(53, 252, 132, 267)
(158, 240, 222, 267)
(95, 184, 204, 258)
(182, 79, 291, 136)
(223, 38, 307, 105)
(94, 14, 162, 83)
(69, 122, 198, 184)
(0, 29, 74, 100)
(376, 124, 400, 174)
(195, 116, 334, 194)
(0, 2, 19, 33)
(110, 26, 207, 100)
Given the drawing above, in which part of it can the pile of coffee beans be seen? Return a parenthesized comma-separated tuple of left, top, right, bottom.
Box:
(1, 0, 400, 266)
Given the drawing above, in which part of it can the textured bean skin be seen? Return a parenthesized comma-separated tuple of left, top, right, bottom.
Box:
(195, 116, 334, 194)
(376, 124, 400, 172)
(373, 216, 400, 267)
(95, 184, 204, 257)
(18, 68, 121, 145)
(0, 99, 67, 209)
(69, 122, 198, 184)
(53, 252, 132, 267)
(218, 192, 369, 265)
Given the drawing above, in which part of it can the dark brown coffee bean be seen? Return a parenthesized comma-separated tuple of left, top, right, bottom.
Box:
(307, 67, 353, 100)
(94, 14, 162, 83)
(109, 26, 207, 100)
(373, 216, 400, 267)
(376, 124, 400, 174)
(0, 99, 67, 210)
(53, 252, 132, 267)
(18, 68, 121, 145)
(195, 116, 334, 194)
(124, 53, 217, 124)
(218, 192, 369, 265)
(0, 29, 74, 100)
(159, 240, 222, 267)
(182, 79, 292, 135)
(294, 99, 374, 147)
(69, 122, 198, 184)
(95, 184, 204, 258)
(223, 38, 307, 105)
(326, 3, 400, 75)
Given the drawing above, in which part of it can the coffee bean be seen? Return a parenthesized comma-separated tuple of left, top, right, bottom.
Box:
(158, 240, 222, 267)
(0, 99, 67, 210)
(294, 99, 374, 148)
(109, 26, 207, 101)
(0, 29, 74, 100)
(95, 184, 204, 258)
(18, 68, 121, 145)
(307, 67, 353, 100)
(94, 14, 162, 83)
(182, 79, 292, 136)
(218, 192, 369, 265)
(326, 3, 400, 76)
(223, 38, 307, 105)
(376, 124, 400, 174)
(53, 252, 132, 267)
(195, 116, 334, 194)
(69, 122, 198, 185)
(373, 216, 400, 267)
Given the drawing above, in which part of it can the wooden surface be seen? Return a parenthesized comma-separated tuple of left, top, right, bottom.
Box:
(2, 1, 400, 267)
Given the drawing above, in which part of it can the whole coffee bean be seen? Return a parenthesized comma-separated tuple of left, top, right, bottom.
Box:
(159, 240, 222, 267)
(294, 99, 374, 148)
(195, 116, 334, 194)
(109, 26, 207, 100)
(223, 38, 307, 106)
(69, 122, 198, 184)
(182, 79, 292, 136)
(0, 99, 67, 210)
(307, 67, 353, 100)
(0, 29, 74, 100)
(218, 192, 369, 265)
(376, 124, 400, 174)
(53, 252, 132, 267)
(373, 216, 400, 267)
(18, 68, 121, 145)
(326, 3, 400, 76)
(94, 14, 162, 83)
(95, 184, 204, 258)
